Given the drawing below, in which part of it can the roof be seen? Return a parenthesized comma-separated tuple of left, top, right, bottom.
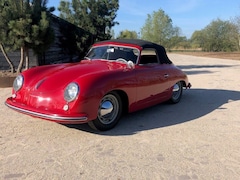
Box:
(95, 39, 159, 48)
(94, 39, 172, 64)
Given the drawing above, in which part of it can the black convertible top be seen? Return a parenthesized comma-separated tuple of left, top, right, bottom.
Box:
(95, 39, 172, 64)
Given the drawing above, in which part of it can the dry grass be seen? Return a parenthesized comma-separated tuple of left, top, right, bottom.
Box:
(173, 51, 240, 61)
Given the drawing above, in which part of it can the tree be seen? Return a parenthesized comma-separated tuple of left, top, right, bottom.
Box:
(190, 30, 205, 49)
(29, 0, 55, 56)
(205, 19, 238, 51)
(232, 16, 240, 51)
(58, 0, 119, 41)
(116, 30, 138, 39)
(191, 19, 239, 52)
(0, 0, 16, 73)
(0, 0, 54, 73)
(141, 9, 181, 49)
(0, 43, 15, 73)
(169, 36, 190, 50)
(166, 27, 188, 49)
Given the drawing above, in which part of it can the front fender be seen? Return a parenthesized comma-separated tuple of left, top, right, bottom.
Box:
(72, 69, 137, 121)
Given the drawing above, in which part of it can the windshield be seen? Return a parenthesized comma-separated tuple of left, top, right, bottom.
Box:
(85, 45, 139, 64)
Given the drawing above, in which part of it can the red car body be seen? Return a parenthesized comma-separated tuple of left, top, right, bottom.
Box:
(5, 39, 191, 130)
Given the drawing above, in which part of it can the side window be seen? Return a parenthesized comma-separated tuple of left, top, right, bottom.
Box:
(140, 49, 159, 64)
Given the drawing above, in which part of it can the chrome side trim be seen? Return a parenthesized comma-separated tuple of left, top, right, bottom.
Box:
(5, 102, 88, 122)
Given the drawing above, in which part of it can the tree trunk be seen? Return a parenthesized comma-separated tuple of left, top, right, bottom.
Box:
(25, 47, 29, 70)
(0, 43, 15, 73)
(17, 46, 25, 74)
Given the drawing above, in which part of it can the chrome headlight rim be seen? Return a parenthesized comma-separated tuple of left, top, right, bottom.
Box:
(64, 82, 80, 102)
(13, 75, 24, 92)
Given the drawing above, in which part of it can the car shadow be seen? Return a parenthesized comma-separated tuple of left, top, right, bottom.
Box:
(178, 65, 234, 69)
(177, 64, 237, 75)
(65, 88, 240, 135)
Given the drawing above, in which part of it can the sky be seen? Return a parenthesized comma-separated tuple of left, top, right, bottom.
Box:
(48, 0, 240, 38)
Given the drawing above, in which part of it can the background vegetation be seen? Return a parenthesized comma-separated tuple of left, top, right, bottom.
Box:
(117, 9, 240, 52)
(59, 0, 119, 41)
(0, 0, 239, 74)
(0, 0, 55, 73)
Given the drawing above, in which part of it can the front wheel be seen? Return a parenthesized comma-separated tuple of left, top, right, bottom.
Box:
(88, 92, 122, 131)
(169, 81, 183, 104)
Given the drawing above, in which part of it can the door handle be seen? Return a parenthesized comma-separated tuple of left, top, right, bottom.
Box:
(164, 74, 169, 78)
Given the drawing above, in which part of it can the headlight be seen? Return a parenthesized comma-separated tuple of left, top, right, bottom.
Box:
(13, 75, 24, 92)
(64, 82, 79, 102)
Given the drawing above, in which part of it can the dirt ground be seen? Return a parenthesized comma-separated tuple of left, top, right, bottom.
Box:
(1, 54, 240, 179)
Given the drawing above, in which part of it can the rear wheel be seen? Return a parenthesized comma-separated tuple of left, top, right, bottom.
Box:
(169, 81, 183, 104)
(88, 92, 122, 131)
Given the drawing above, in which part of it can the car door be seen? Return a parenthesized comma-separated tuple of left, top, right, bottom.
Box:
(134, 49, 171, 109)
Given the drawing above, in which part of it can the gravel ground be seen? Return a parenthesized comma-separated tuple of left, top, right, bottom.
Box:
(0, 54, 240, 180)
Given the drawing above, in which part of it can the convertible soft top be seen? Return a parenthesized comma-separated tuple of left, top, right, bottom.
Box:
(94, 39, 172, 64)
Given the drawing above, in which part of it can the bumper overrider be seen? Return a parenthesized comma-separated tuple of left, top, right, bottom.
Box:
(5, 98, 88, 124)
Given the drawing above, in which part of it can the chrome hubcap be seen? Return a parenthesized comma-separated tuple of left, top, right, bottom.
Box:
(172, 83, 181, 100)
(98, 95, 119, 125)
(173, 83, 180, 92)
(100, 101, 113, 116)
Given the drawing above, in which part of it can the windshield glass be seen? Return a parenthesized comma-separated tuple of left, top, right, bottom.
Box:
(85, 45, 139, 64)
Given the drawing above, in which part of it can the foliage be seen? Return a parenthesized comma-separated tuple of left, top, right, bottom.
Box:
(170, 36, 191, 50)
(58, 0, 119, 41)
(190, 30, 205, 49)
(0, 0, 55, 73)
(231, 16, 240, 51)
(191, 19, 239, 52)
(140, 9, 182, 49)
(0, 0, 15, 72)
(116, 30, 138, 39)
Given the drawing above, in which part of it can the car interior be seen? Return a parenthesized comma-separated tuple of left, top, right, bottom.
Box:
(139, 49, 159, 64)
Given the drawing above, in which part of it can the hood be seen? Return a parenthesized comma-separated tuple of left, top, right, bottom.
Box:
(23, 60, 126, 92)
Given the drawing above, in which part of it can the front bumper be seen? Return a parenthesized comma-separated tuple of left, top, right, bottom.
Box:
(5, 98, 88, 124)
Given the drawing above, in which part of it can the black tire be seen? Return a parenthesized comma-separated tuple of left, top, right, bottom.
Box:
(169, 81, 183, 104)
(88, 92, 122, 131)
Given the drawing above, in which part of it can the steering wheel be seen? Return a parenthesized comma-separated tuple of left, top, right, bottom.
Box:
(116, 58, 128, 63)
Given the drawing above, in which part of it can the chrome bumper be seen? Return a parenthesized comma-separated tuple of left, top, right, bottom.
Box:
(5, 101, 88, 123)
